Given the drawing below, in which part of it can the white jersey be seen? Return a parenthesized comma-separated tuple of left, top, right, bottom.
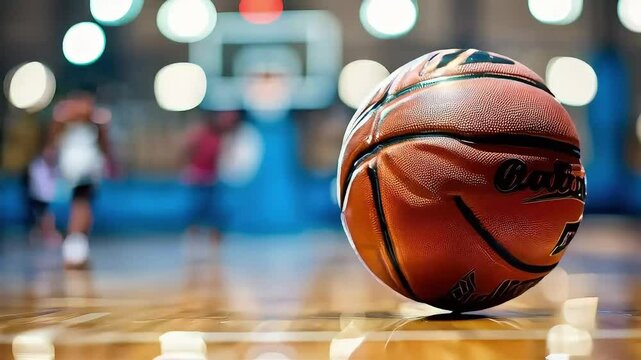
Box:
(58, 122, 104, 186)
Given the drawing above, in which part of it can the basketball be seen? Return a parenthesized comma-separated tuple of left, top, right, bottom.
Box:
(337, 49, 586, 312)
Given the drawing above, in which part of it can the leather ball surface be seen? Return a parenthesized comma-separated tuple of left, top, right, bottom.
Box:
(337, 49, 586, 312)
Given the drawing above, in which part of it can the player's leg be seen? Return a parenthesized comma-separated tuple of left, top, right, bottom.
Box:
(62, 184, 94, 268)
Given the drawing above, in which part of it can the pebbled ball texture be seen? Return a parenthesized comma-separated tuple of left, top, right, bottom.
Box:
(337, 49, 586, 312)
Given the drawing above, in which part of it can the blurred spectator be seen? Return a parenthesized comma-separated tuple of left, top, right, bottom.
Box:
(182, 112, 236, 241)
(48, 90, 114, 269)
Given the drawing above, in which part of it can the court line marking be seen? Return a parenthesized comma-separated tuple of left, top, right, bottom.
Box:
(1, 328, 640, 345)
(36, 298, 150, 307)
(61, 312, 110, 326)
(0, 309, 60, 320)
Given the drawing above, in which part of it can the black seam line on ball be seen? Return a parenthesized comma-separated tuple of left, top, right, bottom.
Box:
(367, 164, 418, 299)
(339, 132, 581, 204)
(453, 195, 558, 274)
(393, 72, 554, 99)
(343, 72, 552, 146)
(343, 91, 389, 142)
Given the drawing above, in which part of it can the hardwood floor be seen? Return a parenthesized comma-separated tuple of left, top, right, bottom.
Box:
(0, 217, 640, 359)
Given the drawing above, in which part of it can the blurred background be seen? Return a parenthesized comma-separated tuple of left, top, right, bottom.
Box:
(0, 0, 640, 236)
(2, 1, 641, 359)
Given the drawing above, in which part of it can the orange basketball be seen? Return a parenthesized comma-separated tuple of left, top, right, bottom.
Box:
(337, 49, 586, 312)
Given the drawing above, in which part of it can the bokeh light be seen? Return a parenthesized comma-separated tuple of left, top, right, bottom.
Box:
(528, 0, 583, 25)
(154, 63, 207, 111)
(157, 0, 217, 43)
(338, 59, 389, 109)
(12, 333, 54, 360)
(156, 331, 206, 360)
(618, 0, 641, 33)
(546, 57, 597, 106)
(90, 0, 144, 26)
(562, 297, 599, 330)
(6, 62, 56, 112)
(546, 324, 593, 357)
(359, 0, 418, 39)
(62, 22, 106, 65)
(239, 0, 283, 24)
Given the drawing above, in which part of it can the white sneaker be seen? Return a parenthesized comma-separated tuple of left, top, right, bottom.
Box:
(62, 233, 89, 268)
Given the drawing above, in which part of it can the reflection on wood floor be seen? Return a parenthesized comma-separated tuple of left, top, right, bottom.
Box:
(0, 216, 640, 359)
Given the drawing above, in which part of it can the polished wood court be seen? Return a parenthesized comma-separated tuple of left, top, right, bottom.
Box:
(1, 217, 640, 359)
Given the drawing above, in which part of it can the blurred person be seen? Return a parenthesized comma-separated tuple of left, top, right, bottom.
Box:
(182, 112, 236, 242)
(48, 91, 115, 269)
(21, 146, 61, 246)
